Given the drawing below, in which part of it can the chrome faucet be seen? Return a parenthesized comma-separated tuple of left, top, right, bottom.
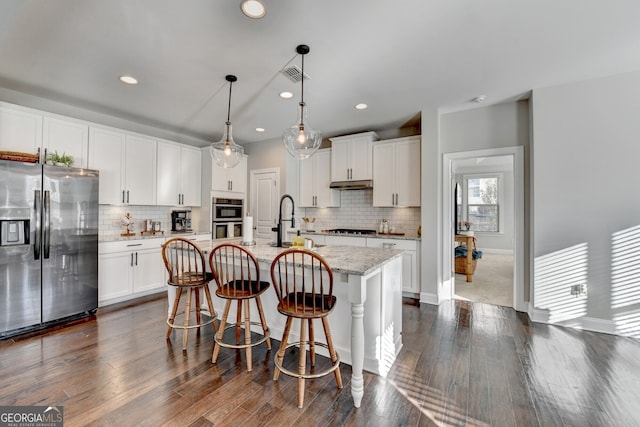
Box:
(271, 194, 295, 247)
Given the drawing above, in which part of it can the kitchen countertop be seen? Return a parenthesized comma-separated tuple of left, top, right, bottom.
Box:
(194, 238, 405, 276)
(299, 230, 421, 241)
(98, 230, 208, 242)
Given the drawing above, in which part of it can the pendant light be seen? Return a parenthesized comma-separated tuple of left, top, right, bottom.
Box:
(282, 44, 322, 159)
(210, 75, 244, 168)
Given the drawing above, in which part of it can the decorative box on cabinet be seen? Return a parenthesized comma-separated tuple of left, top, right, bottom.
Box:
(299, 149, 340, 207)
(98, 238, 166, 305)
(89, 127, 156, 205)
(157, 140, 202, 206)
(373, 136, 421, 207)
(329, 131, 378, 182)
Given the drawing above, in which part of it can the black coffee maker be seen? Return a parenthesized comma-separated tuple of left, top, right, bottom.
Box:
(171, 210, 192, 232)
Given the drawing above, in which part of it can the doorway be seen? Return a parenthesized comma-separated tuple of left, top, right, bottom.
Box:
(249, 168, 279, 240)
(442, 147, 526, 312)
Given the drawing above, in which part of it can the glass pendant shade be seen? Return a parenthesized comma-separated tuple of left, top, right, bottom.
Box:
(210, 121, 243, 168)
(283, 44, 321, 160)
(210, 74, 243, 168)
(283, 102, 321, 159)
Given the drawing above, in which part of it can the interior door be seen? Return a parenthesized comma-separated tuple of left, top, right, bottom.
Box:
(250, 169, 278, 240)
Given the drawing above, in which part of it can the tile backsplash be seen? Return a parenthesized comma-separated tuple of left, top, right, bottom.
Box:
(99, 190, 420, 237)
(99, 205, 183, 236)
(301, 189, 421, 236)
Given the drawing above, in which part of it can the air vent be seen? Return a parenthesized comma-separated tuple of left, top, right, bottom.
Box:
(282, 65, 310, 83)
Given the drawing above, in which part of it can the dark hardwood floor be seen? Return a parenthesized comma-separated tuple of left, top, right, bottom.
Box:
(1, 295, 639, 426)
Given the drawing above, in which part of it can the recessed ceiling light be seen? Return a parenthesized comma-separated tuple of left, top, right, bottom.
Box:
(119, 75, 138, 85)
(280, 91, 293, 99)
(355, 103, 368, 110)
(240, 0, 266, 19)
(256, 127, 265, 132)
(473, 95, 487, 103)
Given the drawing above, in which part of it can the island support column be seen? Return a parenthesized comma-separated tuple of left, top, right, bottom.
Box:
(347, 272, 368, 408)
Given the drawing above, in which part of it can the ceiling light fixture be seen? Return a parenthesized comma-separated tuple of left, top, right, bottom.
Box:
(355, 103, 368, 110)
(256, 127, 265, 132)
(210, 75, 244, 168)
(240, 0, 266, 19)
(119, 75, 138, 85)
(473, 95, 487, 103)
(279, 91, 293, 99)
(282, 44, 321, 160)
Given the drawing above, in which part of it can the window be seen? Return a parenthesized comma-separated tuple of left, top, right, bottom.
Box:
(464, 174, 501, 233)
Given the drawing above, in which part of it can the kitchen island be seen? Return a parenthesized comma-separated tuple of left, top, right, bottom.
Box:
(188, 238, 404, 408)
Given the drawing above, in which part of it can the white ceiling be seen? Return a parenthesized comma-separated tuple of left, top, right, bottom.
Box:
(2, 1, 640, 148)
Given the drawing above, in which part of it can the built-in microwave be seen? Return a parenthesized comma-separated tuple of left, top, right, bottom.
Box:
(212, 221, 243, 240)
(212, 197, 243, 221)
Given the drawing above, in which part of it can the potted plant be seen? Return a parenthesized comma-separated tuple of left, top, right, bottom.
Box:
(47, 151, 74, 167)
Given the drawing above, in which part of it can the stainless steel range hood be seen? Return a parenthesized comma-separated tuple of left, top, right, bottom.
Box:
(329, 179, 373, 190)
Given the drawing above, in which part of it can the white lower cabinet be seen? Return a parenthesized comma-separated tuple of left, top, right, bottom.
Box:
(98, 238, 166, 305)
(366, 238, 420, 295)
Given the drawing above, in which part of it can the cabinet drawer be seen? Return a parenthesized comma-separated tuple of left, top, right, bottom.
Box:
(366, 238, 417, 251)
(99, 238, 165, 254)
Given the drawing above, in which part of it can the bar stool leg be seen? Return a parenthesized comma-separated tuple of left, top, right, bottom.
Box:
(298, 318, 307, 408)
(195, 288, 202, 334)
(212, 299, 232, 364)
(203, 285, 219, 333)
(255, 296, 271, 349)
(322, 317, 343, 388)
(235, 300, 243, 345)
(308, 319, 316, 367)
(182, 288, 193, 350)
(274, 317, 292, 381)
(243, 298, 252, 371)
(167, 287, 183, 339)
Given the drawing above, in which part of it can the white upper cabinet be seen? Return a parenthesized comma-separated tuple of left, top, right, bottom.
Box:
(42, 117, 89, 168)
(157, 141, 201, 206)
(212, 155, 247, 195)
(299, 149, 340, 208)
(373, 135, 421, 207)
(89, 127, 156, 205)
(330, 131, 378, 182)
(0, 105, 43, 154)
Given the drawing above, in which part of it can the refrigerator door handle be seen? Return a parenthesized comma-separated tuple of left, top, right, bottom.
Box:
(43, 190, 51, 259)
(34, 190, 41, 260)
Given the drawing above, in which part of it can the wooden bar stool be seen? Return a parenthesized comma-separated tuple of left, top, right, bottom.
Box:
(270, 248, 342, 408)
(162, 237, 218, 351)
(209, 243, 271, 371)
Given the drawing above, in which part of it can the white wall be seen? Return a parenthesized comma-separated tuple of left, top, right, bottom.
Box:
(531, 70, 640, 336)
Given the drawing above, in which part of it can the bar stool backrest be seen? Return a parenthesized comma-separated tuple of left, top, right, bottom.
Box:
(270, 248, 335, 316)
(209, 243, 262, 297)
(162, 238, 207, 286)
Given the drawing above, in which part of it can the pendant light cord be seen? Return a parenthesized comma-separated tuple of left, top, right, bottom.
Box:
(226, 80, 233, 124)
(300, 53, 305, 107)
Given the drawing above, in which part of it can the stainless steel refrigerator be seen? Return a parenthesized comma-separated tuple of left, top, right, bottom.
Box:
(0, 159, 99, 338)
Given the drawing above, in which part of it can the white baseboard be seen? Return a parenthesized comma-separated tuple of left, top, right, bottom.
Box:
(420, 292, 439, 305)
(530, 307, 618, 335)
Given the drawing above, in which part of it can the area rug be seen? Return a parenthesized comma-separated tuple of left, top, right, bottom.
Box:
(454, 253, 514, 307)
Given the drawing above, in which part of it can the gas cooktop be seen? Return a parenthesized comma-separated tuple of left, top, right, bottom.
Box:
(324, 228, 377, 236)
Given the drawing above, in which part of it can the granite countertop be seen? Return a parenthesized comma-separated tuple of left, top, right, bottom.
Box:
(195, 238, 404, 276)
(299, 230, 421, 241)
(99, 230, 208, 242)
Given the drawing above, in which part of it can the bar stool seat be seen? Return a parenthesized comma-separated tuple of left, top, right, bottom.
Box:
(209, 243, 271, 371)
(162, 237, 218, 351)
(270, 248, 342, 408)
